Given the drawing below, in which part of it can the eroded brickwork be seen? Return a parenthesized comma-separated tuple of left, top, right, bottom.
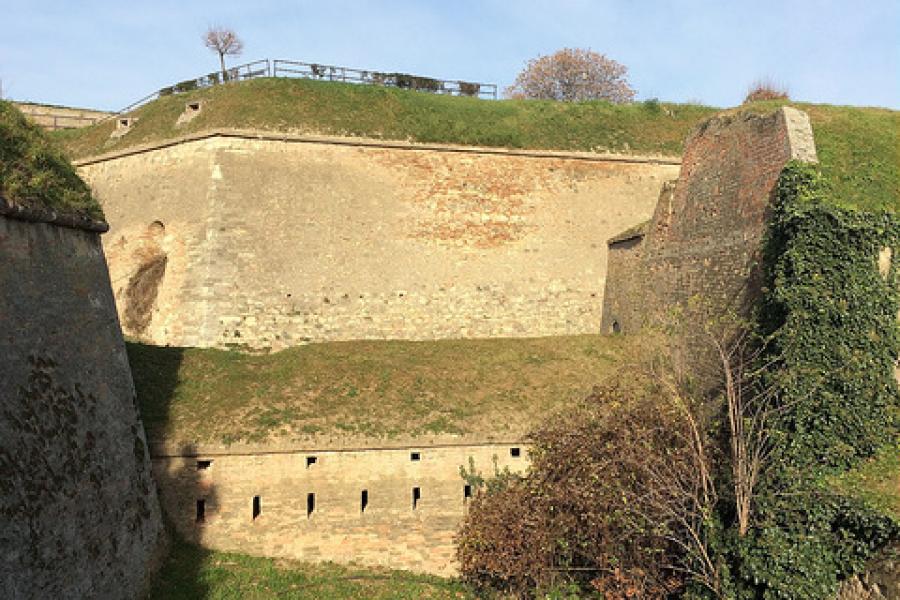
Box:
(77, 135, 679, 349)
(0, 215, 164, 599)
(601, 107, 818, 336)
(152, 442, 528, 575)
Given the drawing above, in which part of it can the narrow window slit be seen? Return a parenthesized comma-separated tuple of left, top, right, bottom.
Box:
(252, 496, 261, 520)
(412, 487, 421, 510)
(306, 493, 315, 518)
(464, 485, 472, 502)
(361, 490, 368, 513)
(196, 499, 206, 523)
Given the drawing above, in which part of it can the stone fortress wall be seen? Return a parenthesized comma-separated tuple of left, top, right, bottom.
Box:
(601, 107, 818, 336)
(153, 441, 527, 575)
(0, 201, 164, 598)
(75, 132, 680, 350)
(12, 101, 112, 130)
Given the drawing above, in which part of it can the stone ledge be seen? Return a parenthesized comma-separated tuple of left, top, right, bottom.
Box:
(149, 437, 528, 458)
(0, 195, 108, 233)
(72, 128, 683, 167)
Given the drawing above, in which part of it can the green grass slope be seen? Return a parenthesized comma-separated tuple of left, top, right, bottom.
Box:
(128, 335, 627, 445)
(54, 77, 714, 159)
(0, 100, 101, 219)
(152, 537, 475, 599)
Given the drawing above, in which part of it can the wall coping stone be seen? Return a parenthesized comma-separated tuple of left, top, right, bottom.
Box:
(149, 437, 527, 458)
(0, 195, 109, 232)
(73, 128, 683, 167)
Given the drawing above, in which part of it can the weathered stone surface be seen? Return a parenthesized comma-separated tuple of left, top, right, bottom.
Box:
(601, 107, 818, 339)
(153, 441, 528, 575)
(0, 215, 164, 599)
(77, 134, 679, 350)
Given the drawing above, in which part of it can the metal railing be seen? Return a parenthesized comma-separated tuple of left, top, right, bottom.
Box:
(102, 58, 496, 121)
(272, 59, 497, 99)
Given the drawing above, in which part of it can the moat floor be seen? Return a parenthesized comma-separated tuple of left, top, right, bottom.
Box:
(150, 537, 477, 599)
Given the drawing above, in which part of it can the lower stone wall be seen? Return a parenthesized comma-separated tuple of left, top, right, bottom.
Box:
(152, 441, 528, 575)
(0, 214, 164, 599)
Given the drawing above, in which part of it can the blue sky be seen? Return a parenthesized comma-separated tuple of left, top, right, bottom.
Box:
(1, 0, 898, 111)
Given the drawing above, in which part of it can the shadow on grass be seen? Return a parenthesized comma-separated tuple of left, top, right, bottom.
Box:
(127, 342, 218, 599)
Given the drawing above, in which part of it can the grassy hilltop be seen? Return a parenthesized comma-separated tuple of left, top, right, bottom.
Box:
(0, 100, 102, 219)
(54, 78, 897, 213)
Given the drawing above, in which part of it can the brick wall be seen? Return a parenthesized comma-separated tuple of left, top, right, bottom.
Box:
(152, 441, 528, 575)
(601, 107, 818, 340)
(0, 212, 164, 598)
(76, 134, 679, 349)
(12, 101, 112, 130)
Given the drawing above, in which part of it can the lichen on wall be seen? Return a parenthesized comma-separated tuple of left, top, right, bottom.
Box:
(0, 215, 164, 599)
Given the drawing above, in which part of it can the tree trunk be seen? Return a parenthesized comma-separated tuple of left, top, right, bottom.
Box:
(219, 53, 227, 81)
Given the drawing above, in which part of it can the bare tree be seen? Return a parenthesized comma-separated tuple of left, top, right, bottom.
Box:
(710, 327, 782, 537)
(203, 26, 244, 81)
(505, 48, 635, 103)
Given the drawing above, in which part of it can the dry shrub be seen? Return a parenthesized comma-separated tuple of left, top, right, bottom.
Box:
(457, 337, 720, 597)
(743, 78, 789, 103)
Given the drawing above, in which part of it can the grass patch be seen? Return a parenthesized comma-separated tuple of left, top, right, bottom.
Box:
(151, 535, 475, 599)
(831, 440, 900, 521)
(0, 100, 101, 219)
(54, 77, 714, 160)
(127, 335, 628, 445)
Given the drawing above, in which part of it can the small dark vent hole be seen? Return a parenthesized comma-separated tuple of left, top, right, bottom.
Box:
(188, 102, 200, 111)
(361, 490, 368, 513)
(410, 452, 421, 461)
(510, 447, 521, 458)
(306, 456, 317, 468)
(412, 487, 421, 510)
(612, 320, 621, 334)
(196, 499, 206, 523)
(464, 485, 472, 501)
(252, 496, 261, 520)
(306, 493, 315, 518)
(197, 459, 212, 470)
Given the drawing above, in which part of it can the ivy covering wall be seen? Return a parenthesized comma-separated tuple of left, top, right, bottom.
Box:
(737, 161, 900, 598)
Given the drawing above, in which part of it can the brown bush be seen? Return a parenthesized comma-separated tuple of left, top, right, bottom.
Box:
(743, 78, 789, 103)
(457, 343, 719, 597)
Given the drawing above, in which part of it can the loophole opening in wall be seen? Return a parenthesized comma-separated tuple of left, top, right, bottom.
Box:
(361, 490, 368, 513)
(306, 456, 317, 468)
(611, 320, 621, 334)
(196, 499, 206, 523)
(306, 493, 315, 518)
(510, 447, 521, 458)
(197, 459, 212, 470)
(252, 496, 261, 520)
(410, 451, 421, 461)
(464, 485, 472, 502)
(412, 487, 421, 510)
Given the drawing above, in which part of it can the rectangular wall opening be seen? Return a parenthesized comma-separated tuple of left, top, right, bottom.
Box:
(306, 493, 315, 518)
(361, 490, 368, 513)
(306, 456, 317, 468)
(412, 487, 421, 510)
(252, 496, 261, 520)
(510, 447, 521, 458)
(197, 459, 212, 470)
(464, 485, 472, 502)
(196, 499, 206, 523)
(410, 451, 421, 461)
